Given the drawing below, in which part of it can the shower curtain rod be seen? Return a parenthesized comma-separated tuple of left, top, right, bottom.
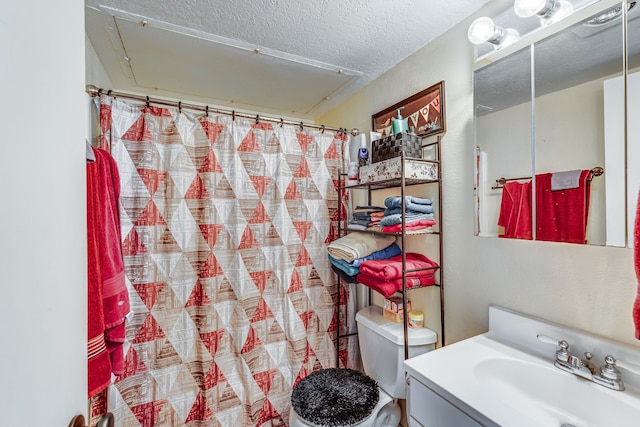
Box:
(86, 85, 357, 135)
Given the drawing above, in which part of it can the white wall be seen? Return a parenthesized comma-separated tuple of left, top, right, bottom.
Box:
(319, 0, 640, 347)
(0, 0, 87, 424)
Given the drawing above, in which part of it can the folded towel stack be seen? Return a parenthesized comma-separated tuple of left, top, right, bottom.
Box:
(379, 196, 436, 233)
(327, 232, 401, 280)
(356, 253, 439, 297)
(327, 232, 397, 263)
(347, 205, 386, 231)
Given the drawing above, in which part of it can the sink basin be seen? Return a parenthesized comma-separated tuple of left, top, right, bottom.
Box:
(474, 357, 640, 426)
(404, 307, 640, 427)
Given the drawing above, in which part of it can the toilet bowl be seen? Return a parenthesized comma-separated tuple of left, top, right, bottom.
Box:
(289, 305, 437, 427)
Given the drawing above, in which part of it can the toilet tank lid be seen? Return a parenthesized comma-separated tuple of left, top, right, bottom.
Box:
(355, 306, 437, 346)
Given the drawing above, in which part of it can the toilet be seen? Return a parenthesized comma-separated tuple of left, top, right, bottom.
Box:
(289, 305, 437, 427)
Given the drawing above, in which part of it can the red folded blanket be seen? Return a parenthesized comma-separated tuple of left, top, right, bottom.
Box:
(356, 273, 436, 298)
(359, 253, 439, 280)
(381, 219, 436, 233)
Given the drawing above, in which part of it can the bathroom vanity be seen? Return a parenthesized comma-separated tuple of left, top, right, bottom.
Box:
(404, 306, 640, 427)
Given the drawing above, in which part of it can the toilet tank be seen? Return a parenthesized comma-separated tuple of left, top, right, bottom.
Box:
(355, 305, 437, 399)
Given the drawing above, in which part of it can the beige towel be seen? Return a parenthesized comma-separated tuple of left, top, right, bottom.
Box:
(327, 232, 396, 263)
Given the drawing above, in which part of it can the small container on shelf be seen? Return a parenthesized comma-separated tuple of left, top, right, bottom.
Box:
(408, 311, 424, 328)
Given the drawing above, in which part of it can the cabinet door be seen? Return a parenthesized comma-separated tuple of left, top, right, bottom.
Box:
(408, 376, 484, 427)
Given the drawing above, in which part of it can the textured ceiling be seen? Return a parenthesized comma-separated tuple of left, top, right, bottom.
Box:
(85, 0, 490, 120)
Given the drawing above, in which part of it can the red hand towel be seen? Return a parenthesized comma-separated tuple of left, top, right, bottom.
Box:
(535, 170, 590, 244)
(498, 181, 532, 240)
(633, 189, 640, 340)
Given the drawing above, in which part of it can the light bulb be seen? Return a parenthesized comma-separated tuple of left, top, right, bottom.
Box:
(468, 17, 497, 44)
(514, 0, 548, 17)
(514, 0, 574, 24)
(541, 1, 573, 25)
(467, 17, 520, 48)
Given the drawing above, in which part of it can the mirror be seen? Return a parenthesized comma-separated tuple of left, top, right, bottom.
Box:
(474, 1, 639, 247)
(474, 47, 532, 239)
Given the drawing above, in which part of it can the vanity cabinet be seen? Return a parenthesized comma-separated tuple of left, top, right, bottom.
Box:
(406, 375, 484, 427)
(336, 136, 444, 359)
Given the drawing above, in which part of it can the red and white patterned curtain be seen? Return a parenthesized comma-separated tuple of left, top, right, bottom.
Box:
(96, 96, 352, 426)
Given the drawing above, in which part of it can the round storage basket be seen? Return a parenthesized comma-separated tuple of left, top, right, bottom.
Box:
(290, 368, 379, 427)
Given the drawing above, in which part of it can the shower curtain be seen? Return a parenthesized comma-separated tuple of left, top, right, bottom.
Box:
(94, 96, 355, 426)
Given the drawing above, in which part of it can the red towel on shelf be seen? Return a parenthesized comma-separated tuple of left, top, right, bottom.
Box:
(498, 181, 532, 240)
(535, 170, 590, 244)
(381, 219, 437, 233)
(633, 188, 640, 340)
(87, 148, 130, 397)
(356, 273, 436, 298)
(359, 253, 439, 280)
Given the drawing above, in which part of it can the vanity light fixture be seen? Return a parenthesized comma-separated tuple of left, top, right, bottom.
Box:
(585, 1, 636, 26)
(467, 17, 520, 48)
(513, 0, 574, 26)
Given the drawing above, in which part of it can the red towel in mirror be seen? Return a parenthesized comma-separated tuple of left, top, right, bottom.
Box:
(498, 181, 532, 240)
(535, 170, 590, 244)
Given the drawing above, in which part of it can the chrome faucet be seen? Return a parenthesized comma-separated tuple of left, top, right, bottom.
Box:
(550, 339, 595, 379)
(537, 334, 625, 391)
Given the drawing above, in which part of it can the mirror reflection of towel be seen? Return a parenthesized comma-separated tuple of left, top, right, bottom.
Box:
(498, 181, 532, 240)
(551, 169, 582, 191)
(536, 170, 590, 244)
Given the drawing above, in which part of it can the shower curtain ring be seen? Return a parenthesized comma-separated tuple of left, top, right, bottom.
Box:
(280, 118, 284, 127)
(299, 121, 304, 132)
(107, 90, 112, 97)
(146, 96, 150, 108)
(205, 105, 209, 117)
(256, 114, 260, 124)
(232, 110, 235, 121)
(320, 125, 325, 134)
(178, 101, 182, 113)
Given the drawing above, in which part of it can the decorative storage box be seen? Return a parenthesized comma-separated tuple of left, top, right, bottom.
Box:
(372, 131, 422, 163)
(358, 157, 438, 185)
(383, 297, 412, 323)
(383, 308, 404, 323)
